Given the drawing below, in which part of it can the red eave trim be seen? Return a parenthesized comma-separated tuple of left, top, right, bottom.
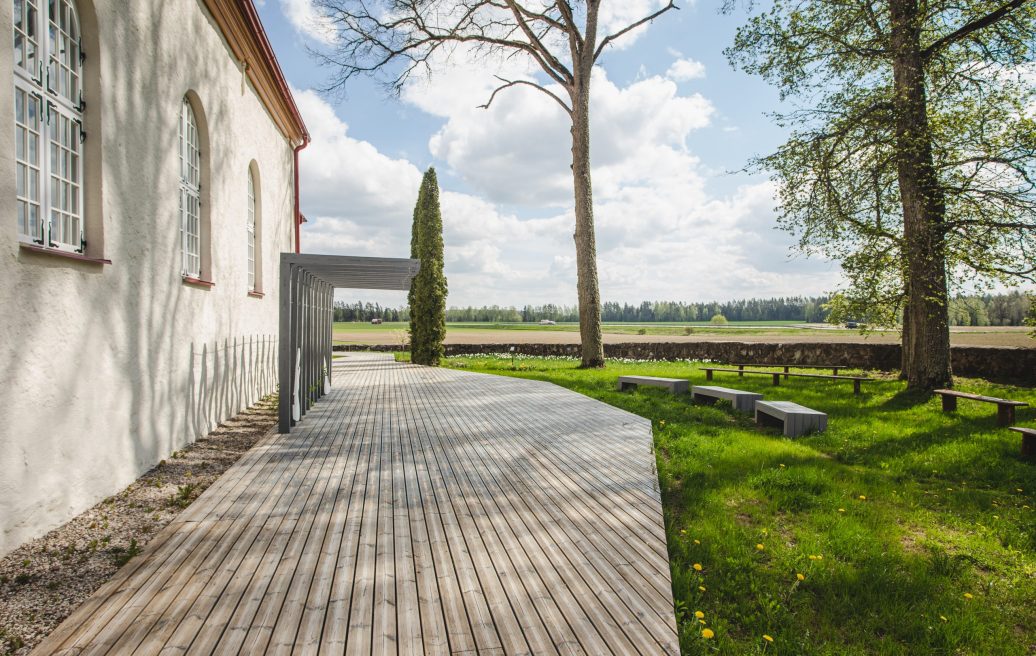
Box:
(236, 0, 309, 144)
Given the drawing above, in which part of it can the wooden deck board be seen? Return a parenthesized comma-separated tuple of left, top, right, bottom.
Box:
(33, 353, 678, 655)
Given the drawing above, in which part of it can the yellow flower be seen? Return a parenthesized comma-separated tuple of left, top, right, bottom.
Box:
(699, 585, 707, 592)
(963, 593, 973, 599)
(763, 634, 774, 643)
(939, 615, 948, 622)
(779, 464, 786, 468)
(693, 563, 703, 571)
(680, 529, 687, 535)
(756, 543, 765, 551)
(796, 573, 805, 581)
(701, 628, 715, 639)
(660, 420, 666, 426)
(993, 515, 999, 520)
(694, 611, 704, 619)
(859, 495, 867, 500)
(838, 508, 845, 513)
(694, 539, 701, 545)
(1017, 488, 1024, 493)
(699, 619, 706, 625)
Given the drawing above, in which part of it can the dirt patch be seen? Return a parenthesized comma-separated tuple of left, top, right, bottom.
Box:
(0, 397, 277, 655)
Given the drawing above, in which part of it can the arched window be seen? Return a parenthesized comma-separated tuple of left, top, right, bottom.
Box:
(247, 169, 256, 290)
(14, 0, 85, 252)
(179, 97, 202, 278)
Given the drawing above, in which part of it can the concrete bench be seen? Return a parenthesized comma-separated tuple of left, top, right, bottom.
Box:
(691, 385, 763, 413)
(617, 376, 689, 394)
(755, 400, 828, 438)
(934, 389, 1028, 427)
(703, 367, 870, 394)
(1008, 427, 1036, 460)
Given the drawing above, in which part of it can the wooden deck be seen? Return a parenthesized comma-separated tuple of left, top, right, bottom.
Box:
(34, 353, 678, 655)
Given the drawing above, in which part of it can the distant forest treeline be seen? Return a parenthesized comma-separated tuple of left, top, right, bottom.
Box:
(333, 291, 1032, 326)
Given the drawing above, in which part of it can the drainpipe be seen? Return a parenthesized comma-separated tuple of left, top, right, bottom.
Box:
(293, 137, 309, 253)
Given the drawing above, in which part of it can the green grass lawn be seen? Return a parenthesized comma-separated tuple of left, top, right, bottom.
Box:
(435, 355, 1036, 655)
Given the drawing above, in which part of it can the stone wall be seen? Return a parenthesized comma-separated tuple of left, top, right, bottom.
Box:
(334, 341, 1036, 383)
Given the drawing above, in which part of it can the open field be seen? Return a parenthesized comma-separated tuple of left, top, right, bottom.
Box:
(334, 321, 1036, 348)
(435, 354, 1036, 655)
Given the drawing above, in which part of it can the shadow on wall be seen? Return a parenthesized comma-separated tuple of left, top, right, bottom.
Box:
(187, 334, 278, 439)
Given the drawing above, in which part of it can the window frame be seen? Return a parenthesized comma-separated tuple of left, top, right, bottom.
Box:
(247, 168, 256, 291)
(179, 97, 202, 279)
(13, 0, 85, 254)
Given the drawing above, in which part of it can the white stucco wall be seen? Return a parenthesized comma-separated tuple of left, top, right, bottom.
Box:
(0, 0, 297, 555)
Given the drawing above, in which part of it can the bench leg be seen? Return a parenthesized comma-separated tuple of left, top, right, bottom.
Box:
(784, 365, 790, 380)
(694, 394, 717, 406)
(833, 367, 839, 376)
(1023, 434, 1036, 461)
(853, 380, 861, 395)
(772, 373, 780, 386)
(738, 365, 744, 377)
(997, 404, 1015, 427)
(941, 395, 957, 412)
(706, 370, 713, 381)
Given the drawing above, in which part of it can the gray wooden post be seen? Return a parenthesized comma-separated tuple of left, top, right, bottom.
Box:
(278, 256, 292, 433)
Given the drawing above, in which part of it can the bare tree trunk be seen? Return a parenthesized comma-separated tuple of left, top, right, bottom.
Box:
(890, 0, 952, 391)
(570, 76, 605, 368)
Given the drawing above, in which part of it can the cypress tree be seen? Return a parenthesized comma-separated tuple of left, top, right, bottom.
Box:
(408, 168, 447, 365)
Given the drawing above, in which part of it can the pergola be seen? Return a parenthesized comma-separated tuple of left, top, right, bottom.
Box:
(278, 253, 420, 433)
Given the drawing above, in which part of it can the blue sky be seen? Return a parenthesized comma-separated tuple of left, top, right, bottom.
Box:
(256, 0, 843, 308)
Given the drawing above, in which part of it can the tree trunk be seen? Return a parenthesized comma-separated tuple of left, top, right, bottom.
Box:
(570, 75, 605, 368)
(889, 0, 952, 390)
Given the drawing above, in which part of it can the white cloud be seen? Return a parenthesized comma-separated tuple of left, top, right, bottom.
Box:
(278, 0, 336, 45)
(666, 57, 707, 82)
(292, 30, 841, 307)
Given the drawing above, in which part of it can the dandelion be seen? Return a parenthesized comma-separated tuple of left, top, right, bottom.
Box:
(993, 515, 999, 520)
(963, 593, 973, 599)
(796, 573, 805, 581)
(699, 619, 706, 625)
(779, 464, 786, 468)
(763, 634, 774, 643)
(694, 539, 701, 545)
(695, 611, 704, 619)
(693, 563, 703, 571)
(1017, 488, 1023, 493)
(680, 529, 687, 535)
(699, 585, 707, 592)
(701, 628, 715, 639)
(838, 508, 845, 513)
(859, 495, 867, 500)
(660, 420, 666, 427)
(756, 543, 765, 551)
(939, 616, 947, 622)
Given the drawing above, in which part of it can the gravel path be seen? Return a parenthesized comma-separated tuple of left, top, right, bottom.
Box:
(0, 396, 277, 655)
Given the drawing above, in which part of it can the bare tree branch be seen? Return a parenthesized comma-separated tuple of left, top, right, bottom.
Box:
(593, 1, 679, 61)
(478, 75, 573, 114)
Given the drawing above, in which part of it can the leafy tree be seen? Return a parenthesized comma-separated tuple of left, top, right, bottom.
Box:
(312, 0, 679, 368)
(710, 313, 728, 325)
(727, 0, 1036, 390)
(409, 168, 448, 365)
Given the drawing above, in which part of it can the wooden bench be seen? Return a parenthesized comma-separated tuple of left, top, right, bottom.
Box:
(703, 368, 870, 394)
(732, 363, 846, 377)
(755, 400, 828, 438)
(691, 385, 763, 413)
(617, 375, 689, 394)
(1008, 427, 1036, 460)
(933, 389, 1028, 427)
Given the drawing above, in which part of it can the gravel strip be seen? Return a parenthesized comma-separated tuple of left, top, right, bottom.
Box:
(0, 396, 277, 655)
